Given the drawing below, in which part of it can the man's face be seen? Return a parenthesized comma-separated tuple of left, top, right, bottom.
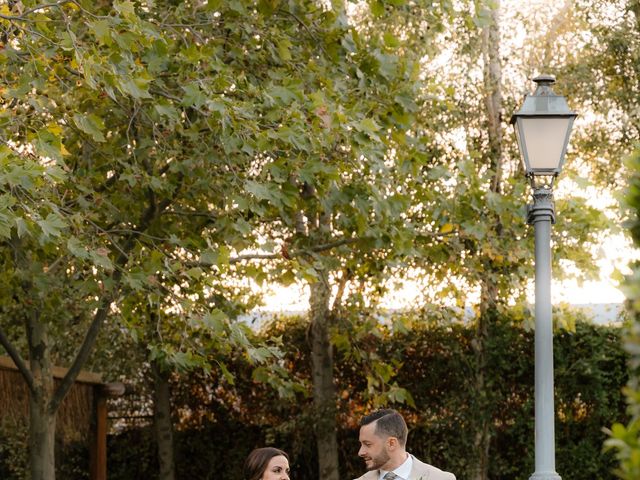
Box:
(358, 422, 392, 471)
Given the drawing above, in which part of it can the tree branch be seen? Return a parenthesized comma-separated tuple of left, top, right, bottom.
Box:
(186, 236, 364, 268)
(0, 1, 74, 21)
(190, 230, 456, 270)
(3, 234, 37, 394)
(311, 237, 359, 252)
(330, 268, 352, 313)
(229, 253, 281, 264)
(278, 9, 319, 44)
(415, 229, 459, 241)
(0, 324, 35, 394)
(49, 291, 112, 412)
(163, 209, 218, 220)
(51, 174, 185, 411)
(229, 237, 361, 263)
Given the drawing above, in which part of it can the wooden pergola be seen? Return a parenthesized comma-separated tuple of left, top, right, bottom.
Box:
(0, 356, 125, 480)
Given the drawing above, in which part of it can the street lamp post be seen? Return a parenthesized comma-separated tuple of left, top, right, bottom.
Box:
(511, 75, 577, 480)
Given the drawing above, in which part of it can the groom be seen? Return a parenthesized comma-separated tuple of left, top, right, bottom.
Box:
(354, 409, 455, 480)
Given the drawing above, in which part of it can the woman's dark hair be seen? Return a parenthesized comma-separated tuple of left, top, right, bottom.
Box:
(244, 447, 289, 480)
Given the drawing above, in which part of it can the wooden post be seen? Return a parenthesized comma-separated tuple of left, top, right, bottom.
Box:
(0, 356, 127, 480)
(90, 383, 125, 480)
(90, 394, 107, 480)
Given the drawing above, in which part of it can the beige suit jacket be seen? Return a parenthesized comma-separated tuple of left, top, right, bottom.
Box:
(353, 454, 455, 480)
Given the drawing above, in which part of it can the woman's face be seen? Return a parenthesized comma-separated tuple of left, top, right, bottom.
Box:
(261, 454, 290, 480)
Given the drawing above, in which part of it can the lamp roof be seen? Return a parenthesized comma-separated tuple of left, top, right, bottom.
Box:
(510, 75, 576, 122)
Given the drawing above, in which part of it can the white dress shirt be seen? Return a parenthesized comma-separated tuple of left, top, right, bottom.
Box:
(378, 453, 413, 480)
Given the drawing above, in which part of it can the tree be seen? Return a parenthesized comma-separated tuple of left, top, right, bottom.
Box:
(0, 1, 431, 478)
(0, 0, 278, 477)
(605, 148, 640, 479)
(558, 0, 640, 189)
(362, 1, 611, 478)
(220, 1, 438, 476)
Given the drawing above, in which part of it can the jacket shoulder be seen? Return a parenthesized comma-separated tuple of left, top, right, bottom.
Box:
(411, 456, 456, 480)
(353, 473, 376, 480)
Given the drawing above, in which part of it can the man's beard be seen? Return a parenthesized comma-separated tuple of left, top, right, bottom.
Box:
(365, 450, 391, 471)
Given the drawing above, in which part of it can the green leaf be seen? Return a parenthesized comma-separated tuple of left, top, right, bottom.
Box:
(124, 270, 148, 290)
(247, 346, 272, 363)
(73, 113, 106, 142)
(170, 351, 201, 372)
(252, 366, 269, 383)
(120, 76, 153, 100)
(37, 213, 66, 238)
(87, 19, 112, 45)
(383, 32, 400, 48)
(234, 218, 251, 235)
(257, 0, 280, 15)
(202, 309, 227, 333)
(217, 361, 235, 385)
(33, 132, 64, 162)
(182, 83, 206, 107)
(3, 163, 42, 189)
(268, 86, 301, 105)
(355, 118, 381, 135)
(0, 193, 17, 212)
(90, 248, 114, 271)
(114, 0, 136, 18)
(228, 0, 246, 14)
(67, 237, 89, 259)
(45, 165, 67, 182)
(205, 0, 222, 10)
(0, 213, 11, 239)
(15, 217, 28, 238)
(370, 0, 385, 16)
(199, 247, 229, 266)
(186, 267, 203, 279)
(155, 102, 180, 120)
(246, 181, 273, 201)
(375, 52, 398, 80)
(277, 39, 292, 61)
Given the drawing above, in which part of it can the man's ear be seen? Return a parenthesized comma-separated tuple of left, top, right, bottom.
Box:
(387, 436, 399, 450)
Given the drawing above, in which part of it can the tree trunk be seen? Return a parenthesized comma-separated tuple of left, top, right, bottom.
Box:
(309, 272, 340, 480)
(482, 0, 503, 194)
(152, 359, 176, 480)
(27, 318, 57, 480)
(471, 281, 496, 480)
(471, 3, 503, 480)
(29, 395, 56, 480)
(0, 175, 173, 480)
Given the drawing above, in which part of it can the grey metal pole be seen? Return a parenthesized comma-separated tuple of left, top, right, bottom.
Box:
(527, 186, 561, 480)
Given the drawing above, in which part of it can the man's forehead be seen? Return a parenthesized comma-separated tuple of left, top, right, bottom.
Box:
(359, 421, 381, 438)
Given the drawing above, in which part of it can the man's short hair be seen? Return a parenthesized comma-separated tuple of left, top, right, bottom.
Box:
(360, 409, 408, 447)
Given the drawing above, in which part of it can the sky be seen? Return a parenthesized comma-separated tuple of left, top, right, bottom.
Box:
(258, 244, 633, 313)
(257, 227, 636, 313)
(552, 232, 632, 305)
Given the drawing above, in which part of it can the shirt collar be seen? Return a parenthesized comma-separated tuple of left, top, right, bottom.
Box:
(378, 453, 412, 480)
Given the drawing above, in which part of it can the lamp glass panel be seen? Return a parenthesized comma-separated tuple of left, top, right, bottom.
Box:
(519, 117, 571, 170)
(513, 122, 526, 171)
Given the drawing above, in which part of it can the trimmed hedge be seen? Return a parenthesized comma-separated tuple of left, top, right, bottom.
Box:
(103, 318, 627, 480)
(0, 318, 626, 478)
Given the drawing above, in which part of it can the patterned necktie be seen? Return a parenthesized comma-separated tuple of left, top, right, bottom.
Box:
(383, 473, 400, 480)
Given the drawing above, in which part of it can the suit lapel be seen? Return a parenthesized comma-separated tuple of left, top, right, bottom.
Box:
(408, 456, 429, 480)
(365, 471, 379, 480)
(409, 466, 425, 480)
